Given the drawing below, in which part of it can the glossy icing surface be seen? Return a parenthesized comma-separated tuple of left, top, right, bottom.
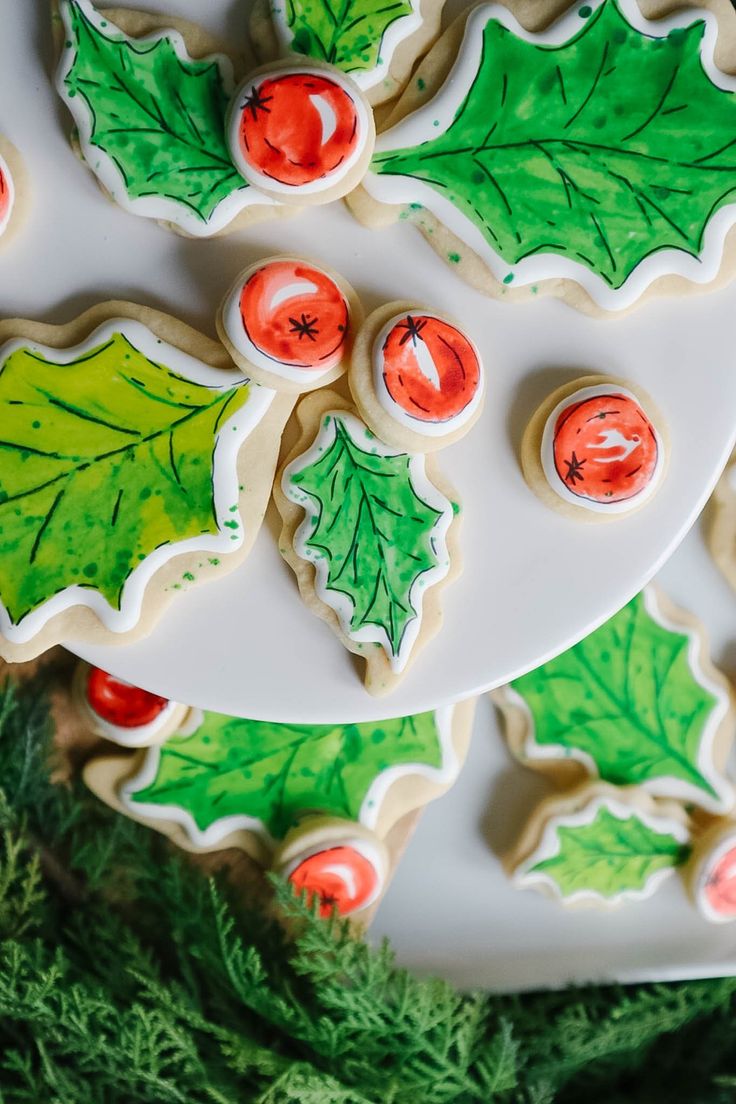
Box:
(695, 830, 736, 923)
(87, 666, 170, 728)
(282, 410, 455, 671)
(287, 842, 382, 915)
(364, 0, 736, 309)
(0, 152, 15, 238)
(373, 311, 483, 437)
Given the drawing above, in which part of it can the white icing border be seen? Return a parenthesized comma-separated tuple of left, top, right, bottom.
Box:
(282, 410, 454, 671)
(0, 318, 275, 644)
(0, 151, 15, 239)
(268, 0, 423, 92)
(540, 383, 665, 514)
(227, 64, 372, 196)
(56, 0, 277, 237)
(363, 0, 736, 311)
(120, 704, 457, 854)
(694, 828, 736, 923)
(507, 586, 734, 813)
(81, 667, 182, 749)
(222, 258, 351, 383)
(372, 311, 485, 438)
(513, 793, 691, 906)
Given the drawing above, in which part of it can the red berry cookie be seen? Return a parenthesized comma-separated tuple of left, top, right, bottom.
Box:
(73, 662, 188, 748)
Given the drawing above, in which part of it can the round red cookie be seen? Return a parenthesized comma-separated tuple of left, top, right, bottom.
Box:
(0, 154, 14, 236)
(704, 843, 736, 918)
(227, 67, 371, 201)
(544, 386, 661, 510)
(374, 312, 483, 437)
(288, 844, 381, 917)
(86, 666, 171, 730)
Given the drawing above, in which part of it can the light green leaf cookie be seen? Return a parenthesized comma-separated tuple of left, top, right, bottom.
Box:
(126, 709, 445, 839)
(274, 0, 414, 79)
(508, 590, 733, 812)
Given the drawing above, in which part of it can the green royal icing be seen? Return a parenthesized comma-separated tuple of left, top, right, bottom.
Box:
(509, 592, 728, 810)
(286, 413, 449, 664)
(372, 0, 736, 289)
(275, 0, 415, 79)
(524, 804, 690, 900)
(129, 710, 444, 838)
(0, 331, 250, 625)
(60, 1, 245, 226)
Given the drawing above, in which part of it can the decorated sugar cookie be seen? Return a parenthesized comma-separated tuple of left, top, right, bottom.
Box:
(54, 0, 287, 237)
(508, 784, 692, 908)
(707, 457, 736, 596)
(84, 698, 476, 915)
(227, 63, 374, 204)
(350, 0, 736, 313)
(349, 301, 484, 452)
(685, 820, 736, 923)
(0, 303, 294, 662)
(73, 662, 189, 748)
(0, 137, 28, 244)
(494, 587, 735, 814)
(217, 255, 362, 391)
(274, 390, 461, 694)
(521, 376, 666, 519)
(249, 0, 446, 106)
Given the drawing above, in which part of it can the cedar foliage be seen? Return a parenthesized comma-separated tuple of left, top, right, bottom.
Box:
(1, 676, 736, 1102)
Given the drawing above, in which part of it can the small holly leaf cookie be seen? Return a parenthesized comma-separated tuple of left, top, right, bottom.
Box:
(274, 390, 461, 694)
(350, 0, 736, 313)
(509, 783, 692, 908)
(494, 587, 735, 814)
(0, 303, 293, 662)
(249, 0, 446, 107)
(521, 375, 666, 519)
(83, 700, 475, 871)
(217, 255, 363, 392)
(226, 62, 375, 204)
(54, 0, 286, 237)
(72, 662, 189, 748)
(349, 301, 485, 452)
(685, 819, 736, 924)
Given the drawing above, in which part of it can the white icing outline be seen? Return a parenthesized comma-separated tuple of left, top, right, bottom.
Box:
(540, 383, 665, 514)
(513, 793, 691, 905)
(363, 0, 736, 310)
(279, 835, 388, 912)
(507, 586, 734, 813)
(694, 828, 736, 923)
(82, 669, 182, 749)
(268, 0, 424, 92)
(0, 151, 15, 239)
(372, 310, 485, 438)
(56, 0, 277, 237)
(120, 705, 457, 855)
(282, 410, 454, 672)
(0, 318, 275, 644)
(227, 65, 372, 196)
(222, 258, 351, 383)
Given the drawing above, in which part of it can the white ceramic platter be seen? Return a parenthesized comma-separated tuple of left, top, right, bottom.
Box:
(372, 521, 736, 990)
(3, 1, 736, 721)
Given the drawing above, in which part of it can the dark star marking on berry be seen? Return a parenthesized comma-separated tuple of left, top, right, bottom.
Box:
(241, 86, 273, 121)
(289, 314, 319, 341)
(564, 451, 587, 485)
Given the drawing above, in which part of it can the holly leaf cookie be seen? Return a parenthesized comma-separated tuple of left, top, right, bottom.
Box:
(55, 0, 280, 236)
(274, 392, 460, 694)
(496, 588, 735, 813)
(0, 307, 290, 661)
(355, 0, 736, 311)
(513, 789, 691, 906)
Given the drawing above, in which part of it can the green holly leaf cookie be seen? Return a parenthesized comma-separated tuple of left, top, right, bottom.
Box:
(0, 324, 259, 632)
(271, 0, 414, 83)
(283, 411, 453, 670)
(518, 800, 690, 903)
(57, 0, 256, 235)
(126, 709, 445, 839)
(370, 0, 736, 294)
(508, 591, 732, 812)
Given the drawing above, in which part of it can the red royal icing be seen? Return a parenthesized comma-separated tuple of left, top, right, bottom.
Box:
(288, 845, 379, 917)
(240, 260, 349, 372)
(380, 314, 481, 424)
(0, 166, 10, 225)
(237, 73, 360, 188)
(86, 667, 170, 729)
(705, 843, 736, 916)
(552, 392, 659, 504)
